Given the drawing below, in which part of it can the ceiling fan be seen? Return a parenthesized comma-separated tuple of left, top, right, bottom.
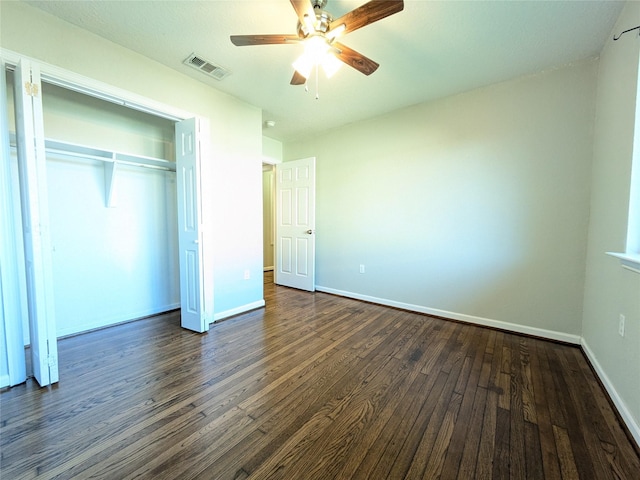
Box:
(230, 0, 404, 85)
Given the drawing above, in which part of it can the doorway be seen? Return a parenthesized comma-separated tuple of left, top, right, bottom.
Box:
(272, 157, 316, 292)
(262, 163, 275, 275)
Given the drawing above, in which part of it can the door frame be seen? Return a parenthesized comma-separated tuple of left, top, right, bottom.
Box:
(262, 158, 278, 274)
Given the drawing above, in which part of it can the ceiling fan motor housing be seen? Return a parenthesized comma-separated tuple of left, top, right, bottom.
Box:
(298, 2, 333, 38)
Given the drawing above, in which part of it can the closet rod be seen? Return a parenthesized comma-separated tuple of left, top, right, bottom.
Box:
(613, 25, 640, 40)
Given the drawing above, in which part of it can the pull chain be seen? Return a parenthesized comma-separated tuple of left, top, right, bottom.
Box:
(302, 64, 321, 99)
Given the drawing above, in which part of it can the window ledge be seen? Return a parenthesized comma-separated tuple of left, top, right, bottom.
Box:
(606, 252, 640, 274)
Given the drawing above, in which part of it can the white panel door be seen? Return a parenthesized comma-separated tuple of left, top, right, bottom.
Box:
(0, 57, 27, 387)
(275, 157, 316, 291)
(175, 118, 208, 333)
(13, 60, 59, 386)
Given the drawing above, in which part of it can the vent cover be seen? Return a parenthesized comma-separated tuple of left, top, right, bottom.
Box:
(183, 53, 230, 80)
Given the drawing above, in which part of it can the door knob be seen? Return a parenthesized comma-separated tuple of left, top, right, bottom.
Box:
(306, 229, 314, 235)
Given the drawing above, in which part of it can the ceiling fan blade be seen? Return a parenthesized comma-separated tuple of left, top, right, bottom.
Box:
(330, 0, 404, 35)
(333, 42, 379, 75)
(290, 0, 316, 29)
(230, 34, 301, 46)
(290, 70, 307, 85)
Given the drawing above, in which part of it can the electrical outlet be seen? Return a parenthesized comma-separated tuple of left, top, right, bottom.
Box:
(359, 264, 365, 274)
(618, 314, 625, 337)
(244, 269, 250, 280)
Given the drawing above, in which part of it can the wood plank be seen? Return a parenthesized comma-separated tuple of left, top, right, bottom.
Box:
(527, 338, 562, 479)
(492, 407, 511, 480)
(553, 424, 580, 479)
(524, 421, 545, 479)
(475, 388, 498, 480)
(508, 335, 527, 479)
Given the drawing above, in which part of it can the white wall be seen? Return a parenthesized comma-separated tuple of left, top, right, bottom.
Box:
(263, 135, 283, 164)
(1, 1, 264, 329)
(582, 1, 640, 444)
(285, 60, 597, 341)
(46, 161, 179, 337)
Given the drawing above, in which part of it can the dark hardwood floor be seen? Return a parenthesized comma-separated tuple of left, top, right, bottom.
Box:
(1, 273, 639, 479)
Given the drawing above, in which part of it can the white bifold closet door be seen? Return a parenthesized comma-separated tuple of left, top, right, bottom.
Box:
(1, 58, 27, 387)
(12, 59, 59, 386)
(175, 117, 208, 333)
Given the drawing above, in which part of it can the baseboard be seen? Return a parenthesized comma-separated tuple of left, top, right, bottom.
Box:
(264, 266, 274, 272)
(315, 285, 581, 344)
(213, 299, 265, 322)
(581, 338, 640, 448)
(55, 302, 181, 339)
(0, 373, 10, 389)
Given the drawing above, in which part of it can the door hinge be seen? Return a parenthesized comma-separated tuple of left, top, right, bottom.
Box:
(24, 81, 40, 97)
(47, 354, 57, 368)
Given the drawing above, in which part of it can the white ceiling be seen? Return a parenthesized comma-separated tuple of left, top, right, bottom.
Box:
(25, 0, 624, 142)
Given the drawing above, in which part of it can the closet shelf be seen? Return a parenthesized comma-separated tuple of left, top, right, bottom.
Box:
(10, 134, 175, 207)
(10, 134, 176, 172)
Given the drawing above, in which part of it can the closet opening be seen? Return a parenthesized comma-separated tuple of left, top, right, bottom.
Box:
(2, 55, 210, 388)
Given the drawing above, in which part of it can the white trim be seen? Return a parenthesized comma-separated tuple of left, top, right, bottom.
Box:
(581, 338, 640, 447)
(315, 285, 581, 344)
(1, 48, 194, 121)
(262, 156, 282, 165)
(213, 300, 266, 322)
(0, 374, 10, 389)
(606, 252, 640, 274)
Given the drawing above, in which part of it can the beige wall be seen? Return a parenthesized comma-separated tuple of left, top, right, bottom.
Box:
(582, 1, 640, 443)
(286, 60, 597, 340)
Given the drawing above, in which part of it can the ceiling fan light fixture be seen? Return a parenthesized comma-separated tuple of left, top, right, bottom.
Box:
(293, 36, 342, 79)
(321, 53, 342, 78)
(304, 35, 331, 59)
(292, 53, 314, 78)
(230, 0, 405, 88)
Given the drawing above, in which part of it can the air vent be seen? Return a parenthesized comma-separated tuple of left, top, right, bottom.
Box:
(183, 53, 231, 81)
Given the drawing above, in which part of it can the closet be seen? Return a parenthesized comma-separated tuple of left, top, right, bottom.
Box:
(1, 54, 211, 388)
(8, 78, 180, 340)
(8, 71, 180, 337)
